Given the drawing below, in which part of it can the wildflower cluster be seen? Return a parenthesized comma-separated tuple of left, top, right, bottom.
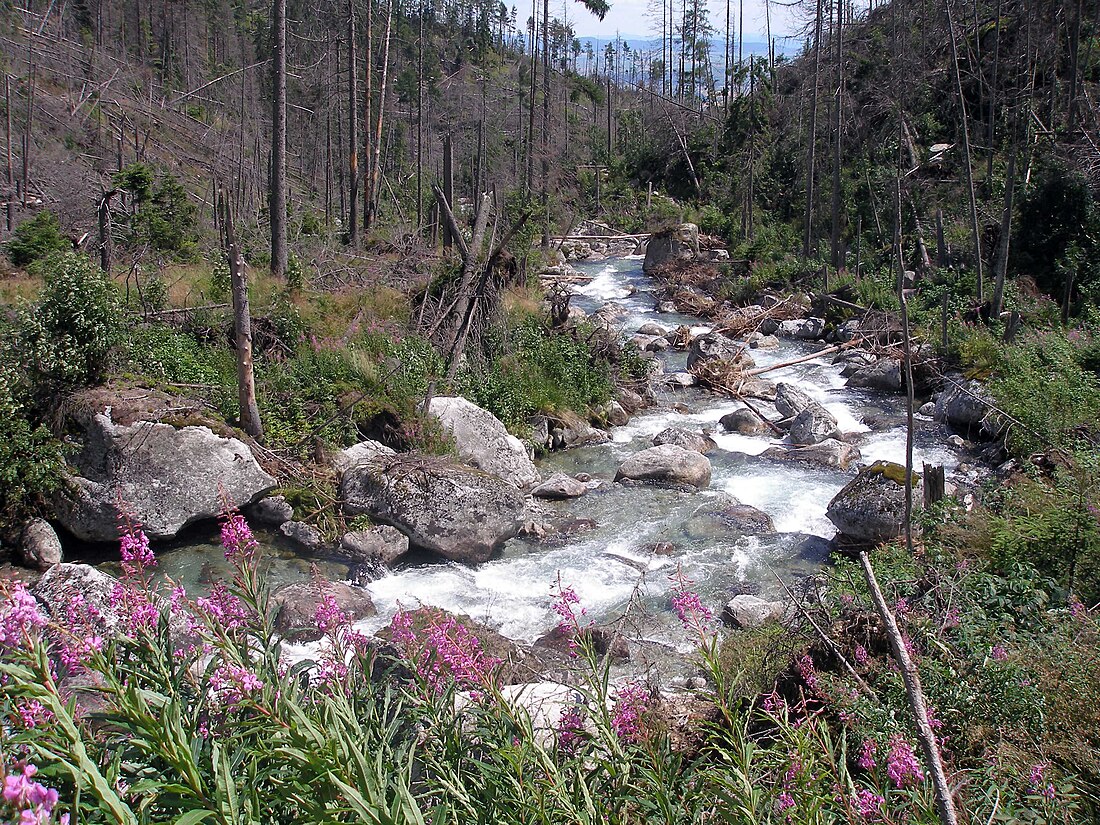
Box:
(1027, 762, 1057, 802)
(389, 608, 501, 697)
(2, 763, 66, 824)
(885, 736, 924, 788)
(220, 510, 258, 562)
(110, 515, 159, 633)
(610, 681, 649, 743)
(550, 578, 591, 655)
(0, 582, 45, 650)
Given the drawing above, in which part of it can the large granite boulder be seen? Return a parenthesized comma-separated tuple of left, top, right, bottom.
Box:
(32, 563, 121, 632)
(721, 595, 787, 629)
(642, 223, 699, 273)
(531, 473, 589, 499)
(720, 408, 772, 436)
(652, 427, 717, 454)
(778, 317, 826, 340)
(333, 439, 397, 475)
(54, 413, 275, 542)
(934, 377, 997, 436)
(340, 455, 525, 564)
(826, 461, 917, 544)
(846, 358, 903, 392)
(684, 497, 776, 539)
(337, 525, 410, 566)
(615, 445, 712, 488)
(774, 383, 815, 418)
(762, 439, 861, 471)
(686, 332, 753, 372)
(427, 397, 540, 488)
(789, 403, 839, 445)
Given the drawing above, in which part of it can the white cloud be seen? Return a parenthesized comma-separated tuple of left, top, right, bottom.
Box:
(566, 0, 804, 42)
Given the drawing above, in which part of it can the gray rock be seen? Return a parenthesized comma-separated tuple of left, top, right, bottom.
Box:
(834, 349, 877, 376)
(747, 333, 780, 350)
(758, 318, 780, 336)
(550, 416, 611, 450)
(642, 223, 699, 273)
(934, 378, 996, 434)
(615, 445, 712, 488)
(636, 323, 668, 336)
(528, 416, 551, 449)
(54, 413, 275, 542)
(250, 495, 294, 527)
(740, 378, 778, 400)
(652, 427, 717, 454)
(33, 563, 120, 632)
(774, 383, 815, 418)
(338, 525, 410, 565)
(428, 397, 540, 488)
(630, 333, 661, 351)
(789, 403, 839, 445)
(722, 595, 786, 629)
(684, 498, 776, 539)
(595, 401, 630, 427)
(720, 408, 772, 436)
(826, 461, 916, 544)
(918, 401, 936, 417)
(656, 301, 678, 313)
(686, 332, 753, 371)
(341, 456, 526, 564)
(666, 372, 698, 388)
(834, 319, 862, 343)
(644, 336, 670, 352)
(846, 358, 904, 392)
(280, 520, 326, 554)
(333, 439, 397, 476)
(20, 519, 63, 570)
(778, 317, 826, 340)
(762, 439, 861, 470)
(616, 388, 648, 414)
(532, 473, 589, 499)
(273, 580, 375, 643)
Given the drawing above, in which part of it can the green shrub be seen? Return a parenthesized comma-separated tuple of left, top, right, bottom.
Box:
(0, 361, 67, 528)
(4, 210, 69, 267)
(113, 163, 198, 257)
(16, 252, 127, 391)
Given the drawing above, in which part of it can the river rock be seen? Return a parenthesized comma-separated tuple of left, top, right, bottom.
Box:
(846, 358, 903, 392)
(54, 413, 275, 542)
(740, 378, 778, 400)
(720, 408, 772, 435)
(20, 519, 63, 570)
(747, 333, 780, 350)
(652, 427, 717, 454)
(642, 223, 699, 273)
(249, 495, 294, 527)
(721, 595, 787, 629)
(534, 624, 630, 663)
(273, 580, 376, 643)
(762, 439, 861, 470)
(684, 497, 776, 538)
(615, 445, 712, 488)
(834, 349, 877, 376)
(532, 473, 589, 499)
(333, 439, 397, 475)
(686, 332, 753, 371)
(789, 403, 839, 445)
(595, 400, 630, 427)
(774, 383, 815, 418)
(826, 461, 916, 545)
(778, 317, 826, 340)
(338, 525, 410, 565)
(550, 415, 611, 450)
(341, 456, 525, 563)
(934, 378, 995, 435)
(637, 323, 668, 337)
(428, 397, 540, 489)
(616, 388, 649, 415)
(280, 520, 326, 554)
(32, 563, 120, 632)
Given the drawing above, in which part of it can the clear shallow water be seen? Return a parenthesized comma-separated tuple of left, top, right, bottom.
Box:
(147, 255, 960, 655)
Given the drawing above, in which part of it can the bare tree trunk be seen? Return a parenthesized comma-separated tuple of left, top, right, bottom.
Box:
(269, 0, 288, 278)
(347, 0, 359, 244)
(445, 192, 492, 377)
(525, 0, 536, 194)
(830, 0, 844, 269)
(4, 75, 12, 233)
(990, 112, 1019, 319)
(416, 4, 424, 232)
(1068, 0, 1084, 129)
(221, 192, 263, 440)
(366, 0, 392, 230)
(803, 0, 823, 259)
(98, 189, 118, 273)
(23, 64, 35, 208)
(540, 0, 550, 246)
(362, 0, 373, 232)
(946, 0, 983, 302)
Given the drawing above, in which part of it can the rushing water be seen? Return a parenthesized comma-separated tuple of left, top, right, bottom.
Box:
(155, 254, 961, 659)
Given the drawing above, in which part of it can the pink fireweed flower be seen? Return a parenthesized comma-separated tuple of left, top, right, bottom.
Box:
(56, 594, 104, 673)
(854, 644, 869, 665)
(885, 736, 924, 788)
(854, 788, 885, 820)
(797, 654, 820, 693)
(1027, 762, 1057, 801)
(220, 511, 258, 562)
(556, 705, 586, 755)
(195, 582, 251, 633)
(857, 739, 877, 770)
(109, 581, 159, 634)
(776, 791, 795, 812)
(210, 663, 264, 709)
(2, 763, 61, 824)
(671, 588, 713, 635)
(117, 514, 155, 577)
(315, 592, 348, 636)
(991, 644, 1008, 661)
(611, 682, 649, 743)
(15, 701, 53, 730)
(389, 609, 501, 697)
(0, 583, 46, 650)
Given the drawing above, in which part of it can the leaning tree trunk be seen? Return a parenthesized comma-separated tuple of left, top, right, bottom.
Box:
(269, 0, 288, 278)
(802, 0, 823, 260)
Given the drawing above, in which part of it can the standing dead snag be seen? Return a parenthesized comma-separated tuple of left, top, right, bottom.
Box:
(220, 191, 263, 441)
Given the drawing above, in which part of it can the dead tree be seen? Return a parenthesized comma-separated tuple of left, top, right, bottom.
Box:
(270, 0, 288, 277)
(97, 189, 119, 273)
(803, 0, 823, 259)
(347, 0, 359, 244)
(221, 191, 263, 440)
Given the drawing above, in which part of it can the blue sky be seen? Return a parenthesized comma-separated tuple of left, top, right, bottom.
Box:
(565, 0, 805, 43)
